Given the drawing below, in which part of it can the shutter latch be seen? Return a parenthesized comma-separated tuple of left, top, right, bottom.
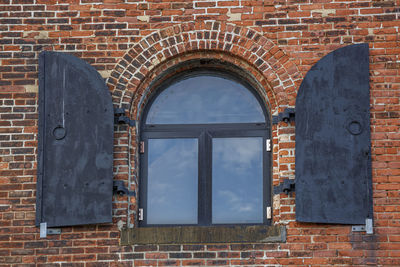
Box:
(352, 218, 373, 234)
(39, 222, 61, 238)
(114, 108, 135, 126)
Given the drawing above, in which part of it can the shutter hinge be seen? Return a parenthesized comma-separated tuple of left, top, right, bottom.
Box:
(272, 108, 295, 124)
(266, 206, 272, 219)
(139, 141, 145, 154)
(138, 208, 144, 221)
(113, 180, 135, 197)
(266, 139, 271, 152)
(114, 108, 135, 127)
(273, 178, 295, 195)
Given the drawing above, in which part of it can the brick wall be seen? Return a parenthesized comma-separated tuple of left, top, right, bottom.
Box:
(0, 0, 399, 266)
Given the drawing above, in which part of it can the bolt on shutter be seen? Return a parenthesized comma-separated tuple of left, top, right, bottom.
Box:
(36, 51, 114, 227)
(295, 44, 372, 224)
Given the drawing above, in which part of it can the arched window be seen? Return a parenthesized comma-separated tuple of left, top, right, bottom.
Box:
(139, 69, 271, 226)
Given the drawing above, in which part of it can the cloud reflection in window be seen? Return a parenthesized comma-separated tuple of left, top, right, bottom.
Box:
(212, 137, 263, 224)
(146, 75, 265, 124)
(147, 138, 198, 224)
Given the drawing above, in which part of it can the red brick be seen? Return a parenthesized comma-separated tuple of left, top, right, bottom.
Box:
(0, 1, 399, 266)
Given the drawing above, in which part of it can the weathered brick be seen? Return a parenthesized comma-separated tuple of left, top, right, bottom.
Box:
(0, 1, 398, 266)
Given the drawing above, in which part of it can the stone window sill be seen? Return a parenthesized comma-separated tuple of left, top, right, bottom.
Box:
(120, 225, 286, 245)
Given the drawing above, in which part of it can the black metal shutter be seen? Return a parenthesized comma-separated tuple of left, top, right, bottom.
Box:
(36, 51, 114, 227)
(295, 44, 372, 224)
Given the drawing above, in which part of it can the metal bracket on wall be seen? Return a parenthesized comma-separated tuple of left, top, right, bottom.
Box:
(273, 179, 296, 196)
(272, 108, 295, 124)
(352, 218, 373, 234)
(113, 180, 136, 197)
(114, 108, 135, 127)
(39, 222, 61, 238)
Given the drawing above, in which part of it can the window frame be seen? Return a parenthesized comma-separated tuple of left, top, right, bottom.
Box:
(139, 69, 272, 227)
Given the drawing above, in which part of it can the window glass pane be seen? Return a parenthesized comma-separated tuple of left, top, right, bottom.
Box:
(147, 138, 198, 224)
(212, 137, 263, 224)
(146, 75, 265, 124)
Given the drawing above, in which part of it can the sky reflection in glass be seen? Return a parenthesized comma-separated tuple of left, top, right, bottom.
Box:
(146, 75, 265, 124)
(147, 138, 198, 224)
(212, 137, 263, 224)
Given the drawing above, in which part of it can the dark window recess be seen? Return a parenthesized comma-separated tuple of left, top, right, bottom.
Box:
(295, 43, 372, 224)
(140, 70, 271, 227)
(36, 51, 114, 227)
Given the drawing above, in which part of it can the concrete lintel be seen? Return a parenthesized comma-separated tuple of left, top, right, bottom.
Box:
(120, 225, 286, 245)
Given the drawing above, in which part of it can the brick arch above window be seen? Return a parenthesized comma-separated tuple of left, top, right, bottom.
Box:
(107, 21, 303, 112)
(130, 53, 276, 124)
